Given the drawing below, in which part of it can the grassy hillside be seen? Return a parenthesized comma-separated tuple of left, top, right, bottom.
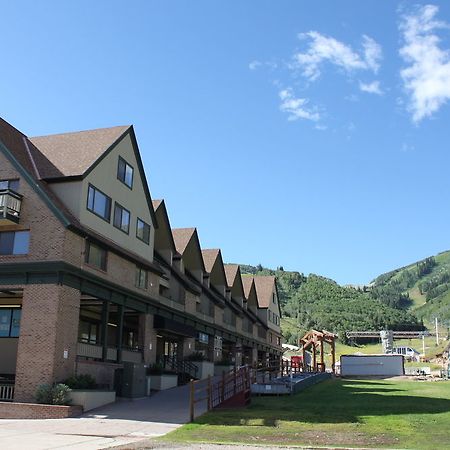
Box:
(240, 265, 423, 345)
(372, 250, 450, 325)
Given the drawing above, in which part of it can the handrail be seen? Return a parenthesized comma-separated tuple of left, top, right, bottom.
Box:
(189, 366, 251, 421)
(159, 355, 199, 379)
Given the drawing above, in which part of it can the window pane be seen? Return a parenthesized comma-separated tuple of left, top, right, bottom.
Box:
(10, 309, 21, 337)
(94, 191, 107, 216)
(125, 165, 133, 187)
(13, 231, 30, 254)
(8, 180, 19, 191)
(87, 242, 107, 270)
(0, 181, 8, 190)
(87, 185, 95, 210)
(0, 310, 11, 337)
(113, 204, 122, 228)
(0, 232, 14, 255)
(122, 209, 130, 232)
(117, 158, 126, 182)
(87, 185, 111, 221)
(136, 219, 150, 244)
(118, 158, 134, 188)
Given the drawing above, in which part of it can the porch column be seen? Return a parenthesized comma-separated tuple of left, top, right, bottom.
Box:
(139, 313, 157, 366)
(15, 284, 80, 402)
(116, 305, 124, 363)
(101, 300, 110, 361)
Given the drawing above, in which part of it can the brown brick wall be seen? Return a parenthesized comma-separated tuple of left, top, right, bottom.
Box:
(0, 402, 82, 419)
(0, 152, 66, 263)
(14, 284, 80, 402)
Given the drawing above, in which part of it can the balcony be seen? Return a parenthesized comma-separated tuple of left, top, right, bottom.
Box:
(0, 189, 23, 225)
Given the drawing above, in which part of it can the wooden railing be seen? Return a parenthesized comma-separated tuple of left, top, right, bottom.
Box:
(189, 366, 251, 421)
(0, 384, 14, 401)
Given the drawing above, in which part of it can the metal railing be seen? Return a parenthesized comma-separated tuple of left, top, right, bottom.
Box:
(0, 189, 22, 220)
(0, 383, 14, 401)
(159, 355, 199, 379)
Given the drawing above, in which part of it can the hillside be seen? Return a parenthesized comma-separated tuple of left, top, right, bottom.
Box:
(239, 265, 423, 345)
(371, 250, 450, 325)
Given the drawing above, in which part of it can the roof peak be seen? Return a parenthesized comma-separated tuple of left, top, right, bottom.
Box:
(30, 125, 130, 140)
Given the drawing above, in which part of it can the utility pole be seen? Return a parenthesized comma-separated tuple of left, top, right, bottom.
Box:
(435, 317, 439, 346)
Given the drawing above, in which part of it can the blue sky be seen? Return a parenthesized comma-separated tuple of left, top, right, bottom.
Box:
(2, 1, 450, 284)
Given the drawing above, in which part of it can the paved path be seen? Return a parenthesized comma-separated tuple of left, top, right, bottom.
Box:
(0, 381, 210, 450)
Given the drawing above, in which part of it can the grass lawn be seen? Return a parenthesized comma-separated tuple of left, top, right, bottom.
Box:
(161, 378, 450, 449)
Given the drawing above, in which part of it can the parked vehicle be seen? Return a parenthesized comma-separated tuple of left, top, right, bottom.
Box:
(391, 346, 421, 361)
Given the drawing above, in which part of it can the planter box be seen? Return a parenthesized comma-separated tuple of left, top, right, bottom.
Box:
(69, 390, 116, 412)
(192, 361, 215, 379)
(149, 374, 178, 390)
(0, 401, 82, 419)
(214, 365, 234, 376)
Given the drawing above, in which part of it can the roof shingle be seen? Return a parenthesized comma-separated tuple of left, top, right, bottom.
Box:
(30, 125, 130, 178)
(253, 276, 276, 308)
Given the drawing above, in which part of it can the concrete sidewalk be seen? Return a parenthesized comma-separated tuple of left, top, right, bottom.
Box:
(0, 381, 209, 450)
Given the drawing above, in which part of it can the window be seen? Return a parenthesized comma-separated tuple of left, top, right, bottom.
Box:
(0, 308, 21, 337)
(78, 320, 99, 344)
(136, 218, 150, 244)
(87, 184, 111, 222)
(85, 241, 107, 271)
(135, 266, 148, 289)
(0, 231, 30, 255)
(0, 179, 19, 191)
(272, 293, 276, 304)
(117, 157, 134, 189)
(113, 203, 130, 234)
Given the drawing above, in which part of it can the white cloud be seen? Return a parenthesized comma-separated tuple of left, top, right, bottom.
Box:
(292, 31, 382, 81)
(359, 80, 383, 95)
(279, 88, 320, 122)
(400, 4, 450, 122)
(249, 60, 262, 70)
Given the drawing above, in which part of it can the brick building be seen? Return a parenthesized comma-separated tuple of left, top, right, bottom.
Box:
(0, 117, 282, 402)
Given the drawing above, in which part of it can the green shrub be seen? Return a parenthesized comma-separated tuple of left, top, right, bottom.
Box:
(52, 384, 71, 405)
(35, 383, 71, 405)
(64, 374, 96, 389)
(35, 384, 53, 404)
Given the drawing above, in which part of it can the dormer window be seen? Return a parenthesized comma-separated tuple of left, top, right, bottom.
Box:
(117, 157, 134, 189)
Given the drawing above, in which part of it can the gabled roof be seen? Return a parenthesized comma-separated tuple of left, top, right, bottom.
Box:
(253, 276, 279, 311)
(242, 275, 255, 299)
(30, 124, 157, 228)
(29, 126, 130, 179)
(202, 249, 227, 290)
(0, 117, 161, 271)
(202, 249, 220, 273)
(224, 264, 239, 287)
(152, 199, 176, 253)
(172, 228, 196, 255)
(172, 228, 206, 272)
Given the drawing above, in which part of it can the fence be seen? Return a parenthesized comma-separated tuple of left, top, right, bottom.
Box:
(189, 366, 251, 421)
